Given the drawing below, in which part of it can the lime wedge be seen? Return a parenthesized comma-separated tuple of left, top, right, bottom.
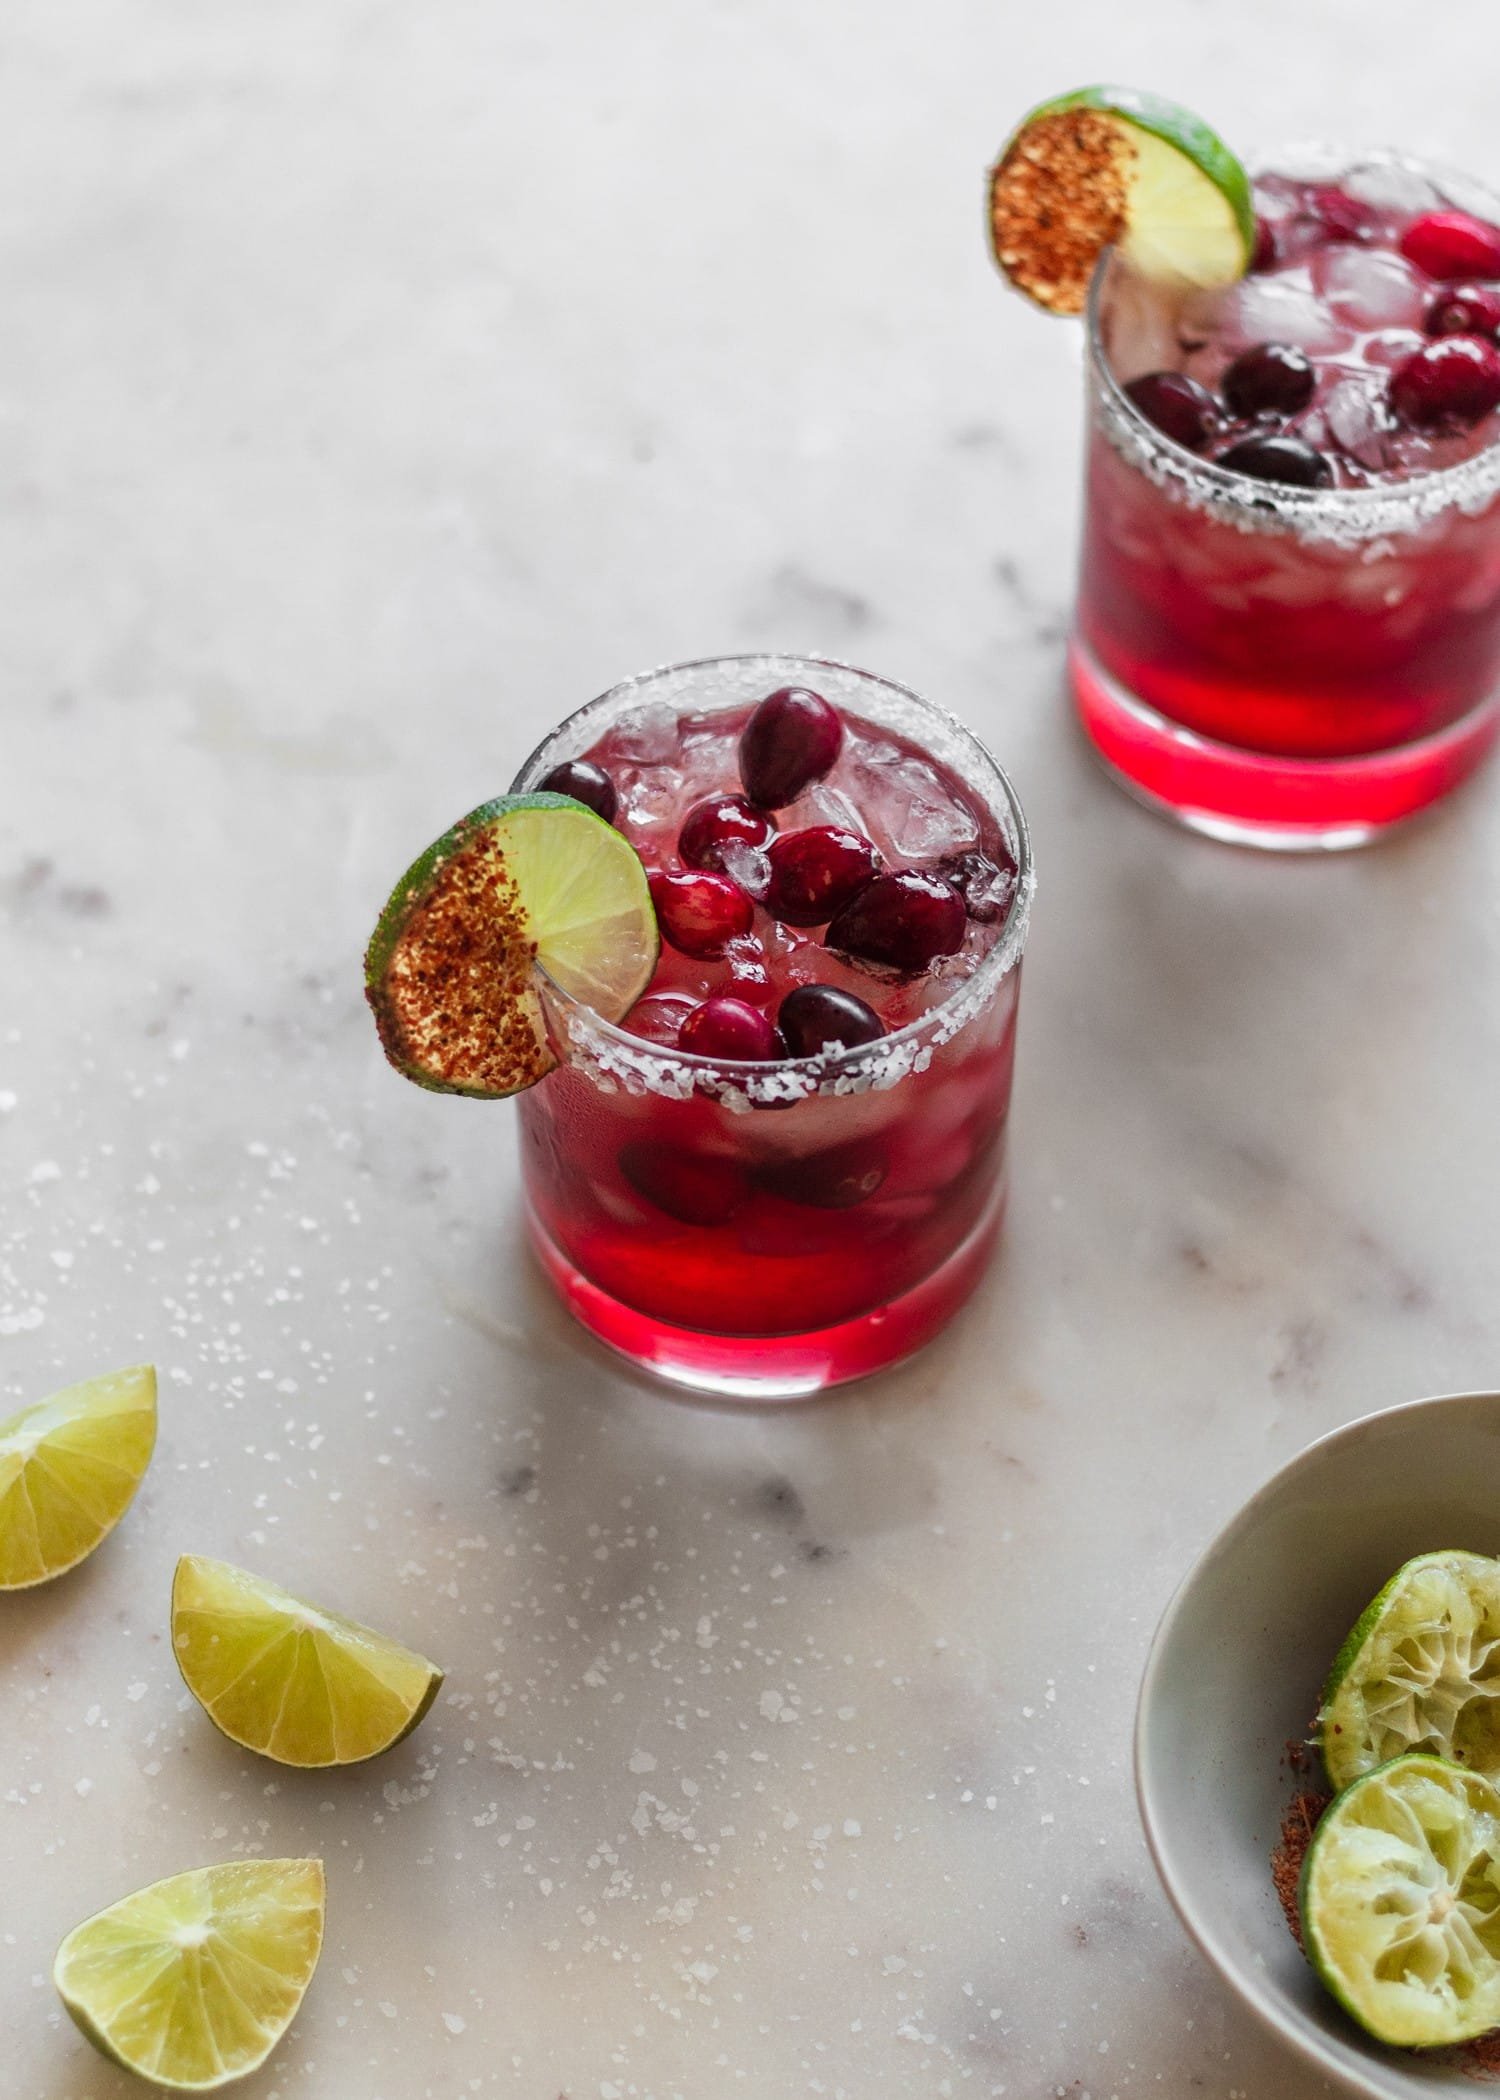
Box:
(54, 1857, 325, 2091)
(1320, 1551, 1500, 1792)
(988, 86, 1254, 314)
(172, 1554, 443, 1767)
(0, 1365, 157, 1590)
(365, 791, 658, 1098)
(1301, 1754, 1500, 2047)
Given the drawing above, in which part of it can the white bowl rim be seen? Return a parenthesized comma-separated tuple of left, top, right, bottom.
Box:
(1134, 1387, 1500, 2096)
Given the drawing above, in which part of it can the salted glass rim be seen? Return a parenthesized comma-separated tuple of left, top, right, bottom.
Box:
(1086, 144, 1500, 525)
(511, 652, 1033, 1091)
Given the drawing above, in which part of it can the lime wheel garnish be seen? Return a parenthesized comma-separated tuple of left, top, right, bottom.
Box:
(54, 1857, 325, 2090)
(988, 86, 1254, 315)
(1301, 1754, 1500, 2047)
(364, 791, 658, 1098)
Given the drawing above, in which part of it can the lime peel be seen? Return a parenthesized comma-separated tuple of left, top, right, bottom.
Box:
(1301, 1754, 1500, 2048)
(54, 1857, 325, 2091)
(1319, 1550, 1500, 1792)
(364, 791, 658, 1100)
(988, 86, 1254, 315)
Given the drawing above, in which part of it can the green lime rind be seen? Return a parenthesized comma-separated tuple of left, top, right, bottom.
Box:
(1300, 1753, 1500, 2048)
(1318, 1550, 1500, 1794)
(364, 791, 658, 1101)
(988, 84, 1253, 315)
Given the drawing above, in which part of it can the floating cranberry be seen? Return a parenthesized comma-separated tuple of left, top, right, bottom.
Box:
(1250, 216, 1278, 272)
(758, 1136, 889, 1211)
(1217, 434, 1334, 488)
(779, 984, 885, 1058)
(738, 687, 843, 808)
(1122, 372, 1218, 452)
(621, 1142, 745, 1226)
(538, 759, 617, 823)
(826, 870, 966, 972)
(677, 996, 783, 1062)
(722, 934, 776, 1004)
(938, 846, 1018, 924)
(1308, 185, 1377, 245)
(763, 825, 879, 926)
(1425, 282, 1500, 340)
(1401, 210, 1500, 283)
(678, 793, 775, 874)
(1222, 342, 1316, 418)
(1389, 336, 1500, 428)
(649, 869, 754, 957)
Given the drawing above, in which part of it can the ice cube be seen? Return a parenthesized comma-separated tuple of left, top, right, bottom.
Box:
(781, 780, 866, 836)
(613, 765, 679, 837)
(1361, 327, 1426, 372)
(859, 756, 980, 861)
(611, 701, 678, 763)
(1313, 247, 1426, 331)
(717, 841, 771, 899)
(1342, 161, 1442, 216)
(1186, 270, 1352, 357)
(1324, 374, 1397, 471)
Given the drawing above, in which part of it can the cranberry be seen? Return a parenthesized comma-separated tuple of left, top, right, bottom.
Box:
(763, 825, 879, 926)
(1250, 216, 1278, 272)
(758, 1136, 889, 1211)
(779, 984, 885, 1057)
(1389, 336, 1500, 428)
(649, 869, 754, 957)
(678, 793, 775, 874)
(1217, 434, 1334, 488)
(1122, 372, 1218, 452)
(738, 687, 843, 809)
(938, 846, 1018, 924)
(1401, 210, 1500, 283)
(538, 759, 617, 824)
(826, 870, 966, 972)
(1425, 282, 1500, 340)
(722, 934, 776, 1004)
(1308, 186, 1377, 245)
(677, 996, 783, 1062)
(621, 1142, 745, 1227)
(1221, 342, 1316, 418)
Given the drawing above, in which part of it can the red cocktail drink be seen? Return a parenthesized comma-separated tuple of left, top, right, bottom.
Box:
(1072, 151, 1500, 846)
(513, 657, 1032, 1399)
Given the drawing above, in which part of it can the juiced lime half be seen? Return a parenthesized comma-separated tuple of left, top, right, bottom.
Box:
(1320, 1551, 1500, 1793)
(54, 1857, 325, 2091)
(988, 86, 1254, 314)
(1301, 1754, 1500, 2048)
(0, 1365, 157, 1590)
(172, 1555, 444, 1768)
(365, 791, 657, 1098)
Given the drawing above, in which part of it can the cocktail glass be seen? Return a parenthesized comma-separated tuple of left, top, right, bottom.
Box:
(1070, 150, 1500, 849)
(511, 655, 1033, 1401)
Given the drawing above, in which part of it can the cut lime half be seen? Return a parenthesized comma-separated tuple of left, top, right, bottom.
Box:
(1301, 1754, 1500, 2048)
(1320, 1550, 1500, 1792)
(0, 1365, 157, 1590)
(988, 86, 1254, 314)
(54, 1857, 325, 2091)
(172, 1554, 444, 1767)
(365, 791, 658, 1098)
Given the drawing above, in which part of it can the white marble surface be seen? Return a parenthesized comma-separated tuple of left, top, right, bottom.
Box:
(4, 5, 1500, 2096)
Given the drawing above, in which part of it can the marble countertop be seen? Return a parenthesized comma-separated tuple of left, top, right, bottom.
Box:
(5, 5, 1500, 2095)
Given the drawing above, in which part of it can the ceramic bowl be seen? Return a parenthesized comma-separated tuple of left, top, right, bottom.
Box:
(1135, 1390, 1500, 2096)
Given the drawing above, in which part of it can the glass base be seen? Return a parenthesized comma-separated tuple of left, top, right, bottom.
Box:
(1069, 635, 1500, 850)
(526, 1188, 1004, 1403)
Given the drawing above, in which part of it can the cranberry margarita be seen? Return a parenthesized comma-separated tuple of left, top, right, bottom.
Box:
(1073, 151, 1500, 845)
(514, 657, 1031, 1399)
